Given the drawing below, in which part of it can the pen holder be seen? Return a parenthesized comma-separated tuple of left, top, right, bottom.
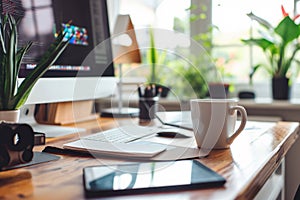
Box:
(139, 96, 159, 121)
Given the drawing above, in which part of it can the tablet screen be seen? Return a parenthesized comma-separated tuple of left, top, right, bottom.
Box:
(83, 160, 226, 197)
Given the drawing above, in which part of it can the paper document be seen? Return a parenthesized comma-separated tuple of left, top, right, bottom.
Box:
(155, 111, 193, 130)
(63, 140, 167, 158)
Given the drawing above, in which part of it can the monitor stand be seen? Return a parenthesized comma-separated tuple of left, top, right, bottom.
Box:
(19, 104, 86, 138)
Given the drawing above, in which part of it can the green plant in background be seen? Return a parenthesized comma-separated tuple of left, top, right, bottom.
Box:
(146, 27, 167, 84)
(174, 57, 209, 99)
(0, 14, 69, 110)
(144, 3, 233, 99)
(148, 27, 157, 83)
(242, 6, 300, 82)
(168, 3, 213, 98)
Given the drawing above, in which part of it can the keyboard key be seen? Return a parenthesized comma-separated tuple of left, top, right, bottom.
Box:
(82, 125, 159, 143)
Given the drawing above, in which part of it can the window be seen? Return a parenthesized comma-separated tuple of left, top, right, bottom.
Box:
(109, 0, 298, 98)
(109, 0, 191, 81)
(211, 0, 294, 82)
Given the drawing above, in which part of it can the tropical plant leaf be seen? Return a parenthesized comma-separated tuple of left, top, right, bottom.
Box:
(280, 45, 300, 76)
(247, 12, 273, 30)
(243, 12, 300, 81)
(241, 38, 274, 51)
(249, 64, 261, 82)
(275, 16, 300, 45)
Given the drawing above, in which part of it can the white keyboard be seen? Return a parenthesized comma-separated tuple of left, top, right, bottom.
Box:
(82, 125, 159, 143)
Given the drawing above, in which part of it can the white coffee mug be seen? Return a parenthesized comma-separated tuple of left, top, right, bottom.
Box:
(190, 99, 247, 149)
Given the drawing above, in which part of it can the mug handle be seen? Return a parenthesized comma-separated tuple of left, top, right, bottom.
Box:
(226, 105, 247, 145)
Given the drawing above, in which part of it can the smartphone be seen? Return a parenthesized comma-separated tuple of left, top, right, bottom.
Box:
(83, 160, 226, 198)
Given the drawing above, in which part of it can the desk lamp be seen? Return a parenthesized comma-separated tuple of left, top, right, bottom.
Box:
(101, 15, 141, 117)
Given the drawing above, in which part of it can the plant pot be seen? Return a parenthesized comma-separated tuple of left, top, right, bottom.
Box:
(272, 77, 290, 100)
(0, 110, 20, 123)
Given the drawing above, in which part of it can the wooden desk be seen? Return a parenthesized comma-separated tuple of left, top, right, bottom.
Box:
(0, 117, 299, 200)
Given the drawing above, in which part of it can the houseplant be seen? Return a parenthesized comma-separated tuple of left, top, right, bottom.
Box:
(242, 6, 300, 99)
(0, 14, 69, 121)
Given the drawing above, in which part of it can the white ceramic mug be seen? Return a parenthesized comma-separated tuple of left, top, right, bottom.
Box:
(190, 99, 247, 149)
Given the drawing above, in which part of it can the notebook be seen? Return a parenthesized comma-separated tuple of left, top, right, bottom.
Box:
(155, 111, 193, 130)
(63, 125, 167, 158)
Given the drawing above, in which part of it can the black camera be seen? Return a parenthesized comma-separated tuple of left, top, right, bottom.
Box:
(0, 122, 45, 169)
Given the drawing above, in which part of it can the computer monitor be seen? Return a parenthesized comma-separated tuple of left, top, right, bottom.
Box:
(4, 0, 116, 137)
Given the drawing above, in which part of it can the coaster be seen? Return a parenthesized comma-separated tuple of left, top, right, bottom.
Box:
(1, 152, 60, 171)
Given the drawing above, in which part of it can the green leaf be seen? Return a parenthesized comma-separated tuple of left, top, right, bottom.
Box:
(275, 16, 300, 45)
(12, 31, 69, 109)
(274, 18, 298, 74)
(15, 42, 33, 77)
(249, 64, 261, 82)
(148, 28, 157, 83)
(241, 38, 274, 51)
(247, 12, 273, 30)
(0, 15, 9, 54)
(9, 16, 18, 93)
(4, 15, 18, 108)
(280, 45, 300, 76)
(0, 14, 38, 110)
(0, 13, 72, 109)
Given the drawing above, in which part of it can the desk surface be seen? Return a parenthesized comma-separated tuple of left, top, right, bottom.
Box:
(0, 117, 299, 200)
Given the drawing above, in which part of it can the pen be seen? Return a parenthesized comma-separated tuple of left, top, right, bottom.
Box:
(138, 84, 161, 98)
(151, 84, 156, 97)
(43, 146, 93, 157)
(145, 85, 152, 97)
(156, 87, 162, 97)
(138, 84, 143, 97)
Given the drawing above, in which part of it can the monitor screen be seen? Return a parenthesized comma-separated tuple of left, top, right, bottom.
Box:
(0, 0, 116, 136)
(0, 0, 116, 105)
(14, 0, 114, 78)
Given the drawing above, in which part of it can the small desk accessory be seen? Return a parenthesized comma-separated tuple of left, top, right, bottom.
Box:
(138, 84, 160, 121)
(0, 122, 59, 171)
(238, 91, 255, 99)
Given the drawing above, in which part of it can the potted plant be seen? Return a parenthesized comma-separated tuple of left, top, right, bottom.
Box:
(0, 14, 69, 122)
(242, 6, 300, 100)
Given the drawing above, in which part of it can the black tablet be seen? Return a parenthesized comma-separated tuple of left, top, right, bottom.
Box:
(83, 160, 226, 198)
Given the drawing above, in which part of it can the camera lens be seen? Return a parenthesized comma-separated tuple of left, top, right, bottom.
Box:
(21, 150, 34, 163)
(11, 124, 34, 151)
